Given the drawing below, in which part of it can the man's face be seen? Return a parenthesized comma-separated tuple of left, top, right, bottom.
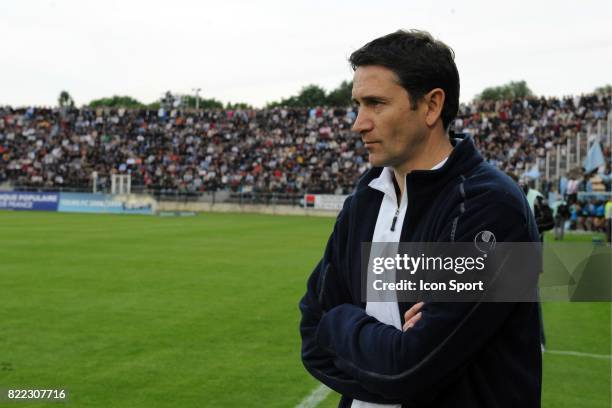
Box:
(351, 65, 428, 170)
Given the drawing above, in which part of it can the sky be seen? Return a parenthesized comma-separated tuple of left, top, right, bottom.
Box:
(1, 0, 611, 108)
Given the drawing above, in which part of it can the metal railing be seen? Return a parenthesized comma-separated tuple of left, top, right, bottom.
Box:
(542, 112, 611, 185)
(227, 192, 304, 206)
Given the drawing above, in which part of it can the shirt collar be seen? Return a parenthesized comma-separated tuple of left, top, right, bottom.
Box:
(368, 167, 396, 197)
(368, 156, 450, 196)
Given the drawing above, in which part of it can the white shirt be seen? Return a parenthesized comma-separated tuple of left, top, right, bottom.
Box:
(352, 157, 448, 408)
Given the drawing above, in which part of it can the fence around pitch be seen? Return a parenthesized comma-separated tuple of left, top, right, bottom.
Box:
(540, 114, 611, 184)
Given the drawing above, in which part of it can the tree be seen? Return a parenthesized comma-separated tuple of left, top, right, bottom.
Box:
(225, 102, 253, 110)
(296, 85, 327, 106)
(180, 95, 224, 109)
(594, 84, 612, 94)
(326, 80, 353, 107)
(198, 98, 225, 109)
(266, 95, 299, 108)
(477, 81, 533, 101)
(266, 80, 353, 108)
(88, 95, 145, 108)
(58, 90, 75, 108)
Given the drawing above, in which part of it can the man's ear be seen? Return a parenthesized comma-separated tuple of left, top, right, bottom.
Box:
(424, 88, 445, 127)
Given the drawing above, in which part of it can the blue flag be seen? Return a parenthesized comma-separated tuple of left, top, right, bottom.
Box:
(583, 142, 605, 173)
(524, 164, 540, 179)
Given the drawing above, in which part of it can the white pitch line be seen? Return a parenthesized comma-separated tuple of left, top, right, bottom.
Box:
(296, 384, 332, 408)
(546, 349, 611, 360)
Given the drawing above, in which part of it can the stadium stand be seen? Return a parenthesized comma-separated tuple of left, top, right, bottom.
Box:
(1, 92, 610, 216)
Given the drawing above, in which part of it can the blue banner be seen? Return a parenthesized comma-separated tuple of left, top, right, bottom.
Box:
(58, 193, 154, 215)
(0, 192, 59, 211)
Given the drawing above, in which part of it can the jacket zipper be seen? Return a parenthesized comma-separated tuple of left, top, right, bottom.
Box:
(391, 175, 403, 232)
(390, 207, 400, 231)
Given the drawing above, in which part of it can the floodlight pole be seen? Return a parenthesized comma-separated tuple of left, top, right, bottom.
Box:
(556, 144, 561, 182)
(566, 137, 570, 174)
(576, 132, 581, 167)
(608, 110, 612, 168)
(92, 171, 98, 193)
(192, 88, 202, 110)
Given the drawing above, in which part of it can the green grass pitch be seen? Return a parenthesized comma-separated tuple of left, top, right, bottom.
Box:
(0, 211, 609, 407)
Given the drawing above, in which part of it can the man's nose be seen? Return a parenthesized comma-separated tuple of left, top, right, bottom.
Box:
(351, 110, 373, 134)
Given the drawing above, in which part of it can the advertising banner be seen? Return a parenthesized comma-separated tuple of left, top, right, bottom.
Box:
(303, 194, 347, 211)
(58, 193, 154, 215)
(0, 192, 59, 211)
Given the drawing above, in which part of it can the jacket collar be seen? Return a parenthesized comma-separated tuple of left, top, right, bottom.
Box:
(368, 157, 450, 199)
(355, 133, 483, 195)
(352, 134, 483, 236)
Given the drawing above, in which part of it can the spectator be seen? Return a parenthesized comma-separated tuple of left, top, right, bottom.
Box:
(554, 201, 570, 240)
(0, 91, 610, 199)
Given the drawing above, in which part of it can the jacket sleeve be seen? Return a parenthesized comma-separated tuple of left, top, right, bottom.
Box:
(299, 197, 401, 404)
(535, 205, 554, 233)
(314, 200, 538, 402)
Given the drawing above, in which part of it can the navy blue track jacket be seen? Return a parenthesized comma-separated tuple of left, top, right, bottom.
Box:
(299, 135, 542, 407)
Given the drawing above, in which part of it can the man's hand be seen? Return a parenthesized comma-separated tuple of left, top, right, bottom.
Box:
(402, 302, 424, 331)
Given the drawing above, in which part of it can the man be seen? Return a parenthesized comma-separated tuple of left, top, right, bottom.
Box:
(534, 196, 554, 240)
(554, 201, 570, 240)
(299, 30, 542, 407)
(606, 197, 612, 245)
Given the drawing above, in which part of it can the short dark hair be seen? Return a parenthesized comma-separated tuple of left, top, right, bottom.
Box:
(349, 29, 460, 131)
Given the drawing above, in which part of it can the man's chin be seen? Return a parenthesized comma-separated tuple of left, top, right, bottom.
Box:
(368, 156, 388, 168)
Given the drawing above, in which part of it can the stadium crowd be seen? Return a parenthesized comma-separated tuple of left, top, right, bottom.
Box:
(0, 93, 610, 199)
(456, 93, 610, 178)
(0, 106, 363, 195)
